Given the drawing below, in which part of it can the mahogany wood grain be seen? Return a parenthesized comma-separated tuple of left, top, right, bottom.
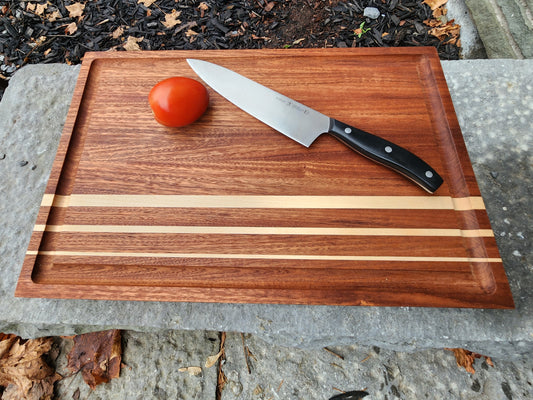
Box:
(15, 48, 514, 308)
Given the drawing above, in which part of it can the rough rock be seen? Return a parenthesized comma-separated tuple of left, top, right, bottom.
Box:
(465, 0, 533, 58)
(220, 333, 533, 400)
(363, 7, 381, 20)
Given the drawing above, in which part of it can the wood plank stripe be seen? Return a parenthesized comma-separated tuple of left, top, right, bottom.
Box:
(34, 224, 494, 237)
(25, 250, 502, 263)
(40, 194, 487, 210)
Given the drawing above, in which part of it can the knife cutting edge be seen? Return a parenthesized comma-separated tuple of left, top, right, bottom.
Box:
(186, 58, 443, 193)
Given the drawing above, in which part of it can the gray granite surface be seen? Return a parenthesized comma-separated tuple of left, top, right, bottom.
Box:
(50, 330, 533, 400)
(0, 60, 531, 360)
(466, 0, 533, 58)
(220, 333, 533, 400)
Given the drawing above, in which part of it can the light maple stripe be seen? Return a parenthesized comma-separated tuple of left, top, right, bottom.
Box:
(34, 224, 494, 237)
(40, 194, 487, 210)
(25, 250, 502, 263)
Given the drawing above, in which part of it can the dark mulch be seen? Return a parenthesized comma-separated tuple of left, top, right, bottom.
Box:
(0, 0, 460, 99)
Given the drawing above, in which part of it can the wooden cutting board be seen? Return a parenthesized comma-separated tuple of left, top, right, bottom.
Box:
(16, 48, 514, 308)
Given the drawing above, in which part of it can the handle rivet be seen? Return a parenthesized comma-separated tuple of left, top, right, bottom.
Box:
(425, 171, 434, 178)
(344, 127, 352, 134)
(385, 146, 393, 153)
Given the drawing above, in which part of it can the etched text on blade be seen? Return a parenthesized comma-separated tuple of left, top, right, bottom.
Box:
(186, 59, 330, 147)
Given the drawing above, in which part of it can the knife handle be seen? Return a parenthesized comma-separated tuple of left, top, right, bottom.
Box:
(328, 119, 443, 193)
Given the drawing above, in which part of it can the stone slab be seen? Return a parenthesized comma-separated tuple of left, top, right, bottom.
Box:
(220, 332, 533, 400)
(466, 0, 533, 58)
(446, 0, 488, 58)
(47, 330, 533, 400)
(0, 60, 531, 359)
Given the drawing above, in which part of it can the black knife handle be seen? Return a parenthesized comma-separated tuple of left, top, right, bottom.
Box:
(328, 119, 443, 193)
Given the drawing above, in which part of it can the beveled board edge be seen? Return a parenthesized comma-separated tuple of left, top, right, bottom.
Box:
(14, 48, 514, 308)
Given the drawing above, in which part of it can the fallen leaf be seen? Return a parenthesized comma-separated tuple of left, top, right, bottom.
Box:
(162, 9, 182, 29)
(198, 2, 209, 17)
(185, 29, 198, 37)
(65, 3, 85, 18)
(47, 10, 62, 22)
(292, 38, 305, 45)
(432, 6, 447, 19)
(0, 334, 61, 400)
(205, 350, 223, 368)
(27, 3, 48, 16)
(123, 36, 144, 51)
(67, 330, 122, 389)
(138, 0, 157, 6)
(424, 19, 440, 28)
(428, 20, 460, 44)
(178, 366, 202, 376)
(111, 26, 124, 39)
(65, 22, 78, 35)
(446, 348, 493, 374)
(37, 35, 46, 43)
(423, 0, 448, 10)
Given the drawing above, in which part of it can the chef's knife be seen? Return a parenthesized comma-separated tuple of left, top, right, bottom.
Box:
(187, 59, 443, 193)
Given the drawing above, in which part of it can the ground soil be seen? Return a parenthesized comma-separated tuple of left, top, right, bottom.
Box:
(0, 0, 460, 100)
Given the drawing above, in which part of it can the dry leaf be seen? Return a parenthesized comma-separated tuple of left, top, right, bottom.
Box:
(67, 330, 122, 389)
(47, 10, 62, 22)
(423, 0, 448, 10)
(65, 22, 78, 35)
(205, 351, 223, 368)
(186, 29, 198, 37)
(0, 334, 61, 400)
(446, 348, 493, 374)
(427, 20, 460, 44)
(66, 3, 85, 18)
(138, 0, 157, 6)
(432, 6, 447, 19)
(198, 2, 209, 17)
(178, 366, 202, 376)
(123, 36, 144, 51)
(35, 4, 47, 15)
(162, 9, 181, 29)
(111, 26, 124, 39)
(27, 3, 48, 16)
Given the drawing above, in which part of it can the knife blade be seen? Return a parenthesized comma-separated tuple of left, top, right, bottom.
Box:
(186, 59, 443, 193)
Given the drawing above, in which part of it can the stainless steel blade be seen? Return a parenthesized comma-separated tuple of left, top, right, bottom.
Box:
(186, 59, 330, 147)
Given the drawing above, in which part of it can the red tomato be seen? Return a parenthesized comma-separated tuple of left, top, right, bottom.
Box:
(148, 77, 209, 127)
